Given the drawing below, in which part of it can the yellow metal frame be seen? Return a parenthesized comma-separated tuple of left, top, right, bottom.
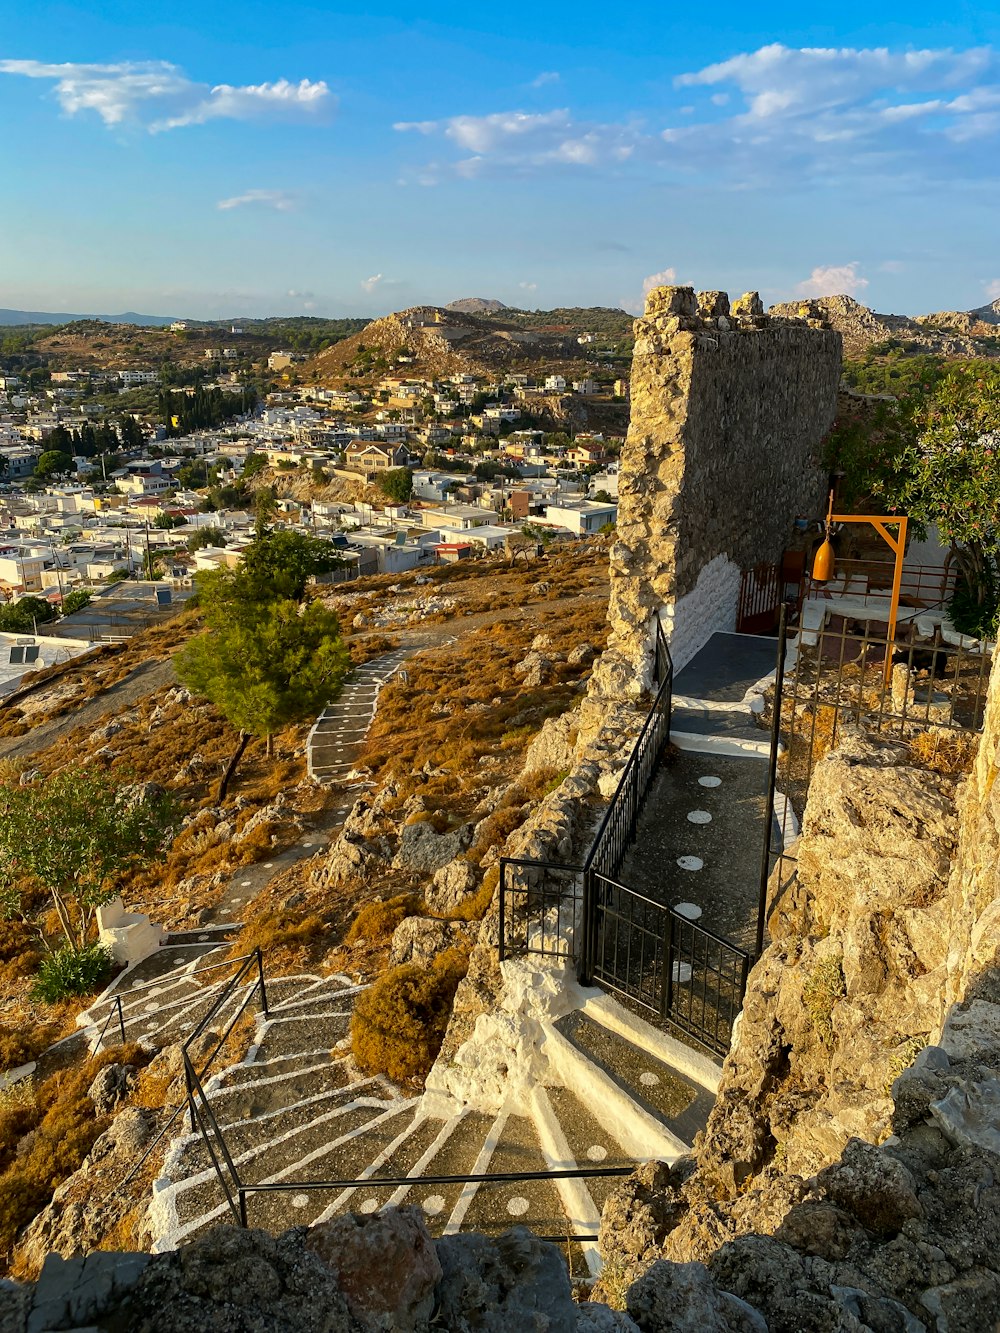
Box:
(821, 490, 908, 675)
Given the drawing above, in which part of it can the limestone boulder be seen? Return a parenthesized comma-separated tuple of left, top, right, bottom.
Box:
(433, 1226, 579, 1332)
(389, 917, 471, 968)
(626, 1260, 767, 1333)
(87, 1062, 136, 1115)
(394, 819, 473, 874)
(425, 857, 479, 915)
(306, 1207, 440, 1331)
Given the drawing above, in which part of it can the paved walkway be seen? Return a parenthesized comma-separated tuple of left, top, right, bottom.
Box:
(621, 631, 784, 951)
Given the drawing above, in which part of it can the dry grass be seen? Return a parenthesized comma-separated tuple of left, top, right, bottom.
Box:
(908, 729, 979, 775)
(350, 944, 470, 1085)
(0, 1044, 150, 1263)
(346, 894, 422, 945)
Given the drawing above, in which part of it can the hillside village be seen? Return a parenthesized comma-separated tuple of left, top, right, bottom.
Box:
(2, 285, 1000, 1332)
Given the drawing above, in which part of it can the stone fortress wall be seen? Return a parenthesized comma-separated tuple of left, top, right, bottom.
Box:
(591, 285, 841, 701)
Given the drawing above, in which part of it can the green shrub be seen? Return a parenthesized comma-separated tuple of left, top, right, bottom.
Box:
(802, 956, 845, 1049)
(30, 944, 114, 1003)
(61, 589, 92, 616)
(350, 946, 468, 1083)
(948, 571, 1000, 640)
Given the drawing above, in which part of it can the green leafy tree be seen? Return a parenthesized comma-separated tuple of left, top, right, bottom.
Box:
(0, 597, 57, 633)
(186, 527, 227, 553)
(35, 450, 76, 481)
(61, 589, 92, 616)
(241, 451, 269, 479)
(0, 768, 177, 952)
(175, 530, 351, 790)
(377, 467, 413, 503)
(828, 365, 1000, 634)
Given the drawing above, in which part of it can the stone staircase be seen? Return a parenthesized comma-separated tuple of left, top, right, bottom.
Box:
(146, 971, 720, 1279)
(307, 648, 412, 783)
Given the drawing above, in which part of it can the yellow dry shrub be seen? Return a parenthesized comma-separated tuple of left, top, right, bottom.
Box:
(346, 894, 421, 945)
(0, 1044, 148, 1259)
(228, 912, 327, 960)
(908, 729, 979, 775)
(350, 945, 469, 1084)
(445, 865, 499, 923)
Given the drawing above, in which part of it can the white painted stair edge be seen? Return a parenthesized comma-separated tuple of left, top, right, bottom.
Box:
(579, 993, 723, 1094)
(538, 1023, 689, 1164)
(528, 1085, 602, 1278)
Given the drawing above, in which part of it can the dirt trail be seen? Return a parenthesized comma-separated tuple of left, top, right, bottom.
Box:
(0, 658, 176, 763)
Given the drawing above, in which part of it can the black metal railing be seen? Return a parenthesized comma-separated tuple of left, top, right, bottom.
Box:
(112, 950, 269, 1194)
(498, 859, 584, 964)
(96, 993, 126, 1049)
(758, 613, 993, 955)
(585, 873, 750, 1056)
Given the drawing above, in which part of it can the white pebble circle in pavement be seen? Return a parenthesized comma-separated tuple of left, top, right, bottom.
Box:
(241, 880, 252, 887)
(172, 957, 186, 966)
(264, 863, 274, 870)
(144, 1002, 160, 1014)
(674, 902, 703, 921)
(198, 935, 210, 942)
(640, 1072, 660, 1087)
(507, 1197, 530, 1217)
(672, 962, 693, 983)
(698, 776, 722, 788)
(677, 856, 704, 871)
(422, 1196, 446, 1216)
(292, 1195, 309, 1209)
(359, 1199, 379, 1214)
(587, 1145, 608, 1161)
(687, 810, 712, 824)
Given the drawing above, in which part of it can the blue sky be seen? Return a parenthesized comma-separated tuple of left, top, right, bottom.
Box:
(1, 0, 999, 319)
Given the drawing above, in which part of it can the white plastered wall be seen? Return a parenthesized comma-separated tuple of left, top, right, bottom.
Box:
(657, 553, 741, 674)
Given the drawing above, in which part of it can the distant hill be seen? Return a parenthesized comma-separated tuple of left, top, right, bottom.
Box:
(0, 307, 175, 327)
(445, 298, 507, 314)
(768, 294, 1000, 359)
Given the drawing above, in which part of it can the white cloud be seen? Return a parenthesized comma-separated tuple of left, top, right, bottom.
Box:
(985, 278, 1000, 301)
(394, 108, 642, 180)
(530, 71, 560, 88)
(217, 189, 297, 211)
(796, 262, 869, 297)
(395, 44, 1000, 185)
(287, 288, 314, 298)
(643, 268, 677, 295)
(361, 274, 384, 292)
(0, 58, 333, 133)
(519, 281, 538, 291)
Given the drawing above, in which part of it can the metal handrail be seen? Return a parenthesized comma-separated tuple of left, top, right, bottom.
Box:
(95, 993, 126, 1048)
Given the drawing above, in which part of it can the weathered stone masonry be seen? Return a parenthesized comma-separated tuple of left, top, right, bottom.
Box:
(591, 286, 841, 701)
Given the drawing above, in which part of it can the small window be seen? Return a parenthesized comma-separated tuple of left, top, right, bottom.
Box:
(24, 646, 39, 663)
(8, 647, 24, 664)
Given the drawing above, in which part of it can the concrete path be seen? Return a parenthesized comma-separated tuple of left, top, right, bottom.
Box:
(307, 647, 414, 783)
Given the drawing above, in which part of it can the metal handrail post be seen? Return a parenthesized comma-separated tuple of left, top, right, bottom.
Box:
(256, 948, 269, 1018)
(756, 605, 788, 958)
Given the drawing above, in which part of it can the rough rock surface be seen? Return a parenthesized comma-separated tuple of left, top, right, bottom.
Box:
(595, 651, 1000, 1331)
(393, 819, 473, 874)
(388, 916, 471, 967)
(424, 856, 479, 915)
(2, 1220, 640, 1332)
(585, 285, 839, 706)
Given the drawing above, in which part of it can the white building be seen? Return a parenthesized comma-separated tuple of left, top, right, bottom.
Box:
(543, 500, 617, 535)
(544, 375, 567, 392)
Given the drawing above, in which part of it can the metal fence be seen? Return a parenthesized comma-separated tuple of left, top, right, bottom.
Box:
(759, 613, 992, 944)
(498, 618, 751, 1056)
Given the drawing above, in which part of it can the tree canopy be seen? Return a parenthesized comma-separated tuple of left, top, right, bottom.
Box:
(175, 529, 351, 782)
(0, 769, 177, 952)
(377, 467, 414, 504)
(828, 363, 1000, 635)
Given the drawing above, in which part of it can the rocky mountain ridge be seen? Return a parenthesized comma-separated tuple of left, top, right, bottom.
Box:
(768, 293, 1000, 358)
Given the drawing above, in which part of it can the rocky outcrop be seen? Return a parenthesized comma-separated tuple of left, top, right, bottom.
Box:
(769, 293, 1000, 359)
(2, 1218, 632, 1333)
